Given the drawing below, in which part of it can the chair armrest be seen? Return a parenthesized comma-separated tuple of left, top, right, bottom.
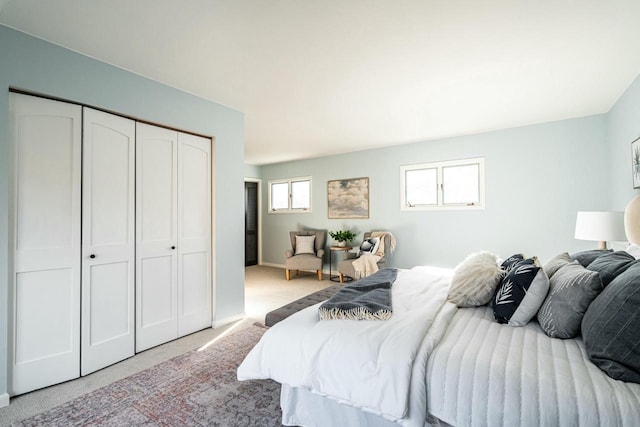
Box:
(285, 249, 294, 258)
(317, 249, 325, 258)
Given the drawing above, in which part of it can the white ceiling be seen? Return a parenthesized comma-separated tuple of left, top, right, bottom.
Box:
(2, 1, 640, 165)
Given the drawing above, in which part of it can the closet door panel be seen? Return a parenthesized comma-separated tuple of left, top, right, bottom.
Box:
(140, 256, 174, 325)
(136, 123, 178, 352)
(81, 108, 135, 375)
(15, 270, 74, 362)
(177, 133, 212, 336)
(9, 94, 81, 395)
(88, 262, 130, 343)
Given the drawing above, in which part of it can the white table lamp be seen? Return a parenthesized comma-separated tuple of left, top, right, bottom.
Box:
(574, 211, 626, 250)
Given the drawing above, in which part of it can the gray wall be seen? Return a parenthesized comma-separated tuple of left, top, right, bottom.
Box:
(261, 115, 610, 271)
(0, 26, 245, 398)
(608, 73, 640, 209)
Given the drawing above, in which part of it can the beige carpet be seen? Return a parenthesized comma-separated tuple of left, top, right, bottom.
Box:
(0, 265, 332, 426)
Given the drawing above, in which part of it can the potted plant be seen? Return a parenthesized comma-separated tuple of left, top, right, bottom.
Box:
(329, 230, 357, 247)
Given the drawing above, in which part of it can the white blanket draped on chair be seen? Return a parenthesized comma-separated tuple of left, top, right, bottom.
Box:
(352, 232, 396, 279)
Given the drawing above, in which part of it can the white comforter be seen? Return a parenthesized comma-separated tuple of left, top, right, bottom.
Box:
(427, 306, 640, 427)
(237, 266, 457, 424)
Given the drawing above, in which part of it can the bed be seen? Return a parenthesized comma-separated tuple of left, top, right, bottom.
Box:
(238, 202, 640, 426)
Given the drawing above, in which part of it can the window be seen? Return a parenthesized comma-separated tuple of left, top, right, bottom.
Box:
(400, 158, 485, 210)
(268, 176, 312, 213)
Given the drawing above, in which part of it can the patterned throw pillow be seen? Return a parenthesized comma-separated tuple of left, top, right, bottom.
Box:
(448, 251, 503, 307)
(537, 261, 603, 339)
(294, 235, 316, 255)
(359, 237, 380, 255)
(493, 258, 549, 326)
(500, 254, 525, 273)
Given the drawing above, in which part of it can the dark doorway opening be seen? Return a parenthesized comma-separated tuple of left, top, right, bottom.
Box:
(245, 181, 258, 266)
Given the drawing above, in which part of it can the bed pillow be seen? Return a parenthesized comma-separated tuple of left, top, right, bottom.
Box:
(493, 258, 549, 326)
(359, 237, 380, 255)
(586, 251, 635, 287)
(500, 254, 525, 272)
(582, 260, 640, 383)
(448, 251, 503, 307)
(571, 249, 612, 267)
(295, 235, 316, 255)
(543, 252, 572, 279)
(537, 261, 603, 339)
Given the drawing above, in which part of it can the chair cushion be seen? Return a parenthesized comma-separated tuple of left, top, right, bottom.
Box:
(295, 235, 316, 255)
(359, 237, 380, 255)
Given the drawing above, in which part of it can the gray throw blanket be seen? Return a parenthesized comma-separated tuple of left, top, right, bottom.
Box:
(319, 269, 398, 320)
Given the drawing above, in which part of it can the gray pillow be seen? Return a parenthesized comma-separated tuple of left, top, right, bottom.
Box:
(294, 235, 316, 255)
(537, 261, 603, 339)
(571, 249, 612, 267)
(586, 251, 635, 287)
(582, 260, 640, 383)
(543, 252, 572, 279)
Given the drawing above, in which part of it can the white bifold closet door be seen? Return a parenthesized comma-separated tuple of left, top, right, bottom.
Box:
(136, 123, 179, 352)
(176, 132, 212, 336)
(9, 94, 82, 395)
(81, 108, 135, 375)
(135, 123, 211, 352)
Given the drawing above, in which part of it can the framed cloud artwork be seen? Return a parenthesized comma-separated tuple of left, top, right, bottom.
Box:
(633, 136, 640, 189)
(327, 177, 369, 219)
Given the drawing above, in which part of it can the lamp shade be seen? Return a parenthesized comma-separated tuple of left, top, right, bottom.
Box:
(575, 211, 626, 249)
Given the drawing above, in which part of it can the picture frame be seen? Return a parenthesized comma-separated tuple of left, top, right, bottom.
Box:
(327, 177, 369, 219)
(633, 137, 640, 189)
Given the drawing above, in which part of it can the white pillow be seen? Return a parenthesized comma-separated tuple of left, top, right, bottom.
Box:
(447, 251, 503, 307)
(359, 237, 380, 255)
(295, 235, 316, 255)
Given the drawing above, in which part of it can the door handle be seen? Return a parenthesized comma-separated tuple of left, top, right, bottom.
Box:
(89, 254, 96, 259)
(171, 246, 176, 250)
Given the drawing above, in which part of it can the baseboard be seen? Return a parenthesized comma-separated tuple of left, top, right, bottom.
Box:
(212, 313, 245, 328)
(0, 393, 9, 408)
(260, 262, 285, 269)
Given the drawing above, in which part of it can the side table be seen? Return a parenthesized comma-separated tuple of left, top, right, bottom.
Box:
(329, 246, 353, 282)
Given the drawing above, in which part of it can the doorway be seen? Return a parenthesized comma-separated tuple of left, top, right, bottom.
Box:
(245, 181, 259, 266)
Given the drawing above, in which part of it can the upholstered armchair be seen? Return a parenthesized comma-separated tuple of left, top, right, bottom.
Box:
(285, 230, 326, 280)
(338, 232, 394, 283)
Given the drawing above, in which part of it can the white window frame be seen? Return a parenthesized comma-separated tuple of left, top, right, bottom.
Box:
(268, 176, 312, 213)
(400, 157, 485, 211)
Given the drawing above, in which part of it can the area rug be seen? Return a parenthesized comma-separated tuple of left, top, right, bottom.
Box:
(13, 325, 281, 427)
